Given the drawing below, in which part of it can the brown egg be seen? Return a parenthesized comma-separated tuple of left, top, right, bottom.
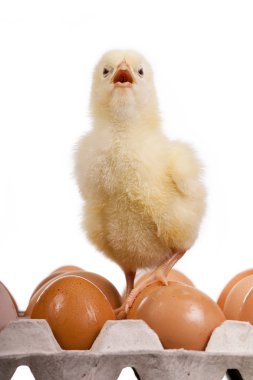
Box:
(128, 282, 225, 350)
(0, 282, 18, 331)
(27, 271, 122, 315)
(30, 265, 85, 298)
(25, 276, 62, 317)
(239, 288, 253, 323)
(30, 272, 67, 299)
(135, 269, 194, 288)
(223, 275, 253, 320)
(1, 283, 19, 314)
(217, 269, 253, 309)
(50, 265, 84, 275)
(31, 275, 115, 349)
(64, 271, 122, 309)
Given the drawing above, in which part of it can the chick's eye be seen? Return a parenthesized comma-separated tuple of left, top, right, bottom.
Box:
(103, 67, 110, 77)
(138, 68, 144, 77)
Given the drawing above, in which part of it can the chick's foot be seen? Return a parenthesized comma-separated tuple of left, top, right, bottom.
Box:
(121, 250, 186, 317)
(114, 305, 127, 319)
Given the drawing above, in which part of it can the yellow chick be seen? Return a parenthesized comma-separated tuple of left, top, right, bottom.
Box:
(75, 50, 206, 315)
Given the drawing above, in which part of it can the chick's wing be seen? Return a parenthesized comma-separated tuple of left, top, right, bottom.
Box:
(167, 141, 204, 197)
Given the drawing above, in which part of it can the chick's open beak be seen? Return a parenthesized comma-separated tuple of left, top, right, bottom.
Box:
(113, 60, 134, 88)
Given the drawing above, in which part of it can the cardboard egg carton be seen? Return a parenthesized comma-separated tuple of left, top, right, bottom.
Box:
(0, 319, 252, 380)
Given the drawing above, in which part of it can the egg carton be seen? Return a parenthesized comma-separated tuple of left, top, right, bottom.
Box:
(0, 319, 253, 380)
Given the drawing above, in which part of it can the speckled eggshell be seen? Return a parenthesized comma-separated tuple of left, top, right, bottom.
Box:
(30, 266, 85, 298)
(30, 272, 68, 299)
(31, 275, 115, 350)
(27, 271, 122, 315)
(223, 275, 253, 320)
(127, 282, 225, 350)
(25, 276, 63, 317)
(217, 269, 253, 309)
(64, 271, 122, 309)
(0, 282, 18, 331)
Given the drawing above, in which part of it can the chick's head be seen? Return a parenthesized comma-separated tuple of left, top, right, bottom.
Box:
(90, 50, 159, 125)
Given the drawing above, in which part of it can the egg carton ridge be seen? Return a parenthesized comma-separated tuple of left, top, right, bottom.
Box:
(0, 319, 253, 380)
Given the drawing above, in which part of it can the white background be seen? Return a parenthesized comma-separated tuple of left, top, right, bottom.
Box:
(0, 1, 253, 379)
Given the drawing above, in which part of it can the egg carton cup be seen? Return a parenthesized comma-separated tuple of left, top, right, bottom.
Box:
(0, 319, 253, 380)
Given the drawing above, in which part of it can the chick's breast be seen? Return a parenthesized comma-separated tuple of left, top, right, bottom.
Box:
(75, 130, 205, 272)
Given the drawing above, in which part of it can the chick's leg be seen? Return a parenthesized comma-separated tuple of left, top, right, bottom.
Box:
(114, 270, 136, 319)
(124, 270, 136, 299)
(124, 250, 186, 314)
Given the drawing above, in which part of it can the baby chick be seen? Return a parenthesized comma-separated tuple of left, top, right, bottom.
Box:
(75, 50, 206, 315)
